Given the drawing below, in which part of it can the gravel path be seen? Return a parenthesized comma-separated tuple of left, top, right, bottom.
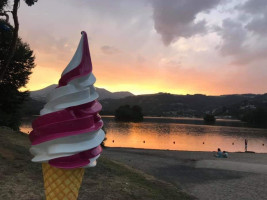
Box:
(103, 148, 267, 200)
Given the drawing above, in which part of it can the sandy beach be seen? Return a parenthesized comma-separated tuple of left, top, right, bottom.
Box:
(103, 147, 267, 200)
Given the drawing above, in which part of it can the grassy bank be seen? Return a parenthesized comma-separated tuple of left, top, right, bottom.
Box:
(0, 127, 193, 200)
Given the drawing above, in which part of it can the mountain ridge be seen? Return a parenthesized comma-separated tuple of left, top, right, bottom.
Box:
(100, 92, 267, 118)
(30, 84, 134, 102)
(25, 85, 267, 120)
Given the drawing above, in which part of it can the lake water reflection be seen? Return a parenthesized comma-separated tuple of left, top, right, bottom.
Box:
(103, 117, 267, 153)
(20, 116, 267, 153)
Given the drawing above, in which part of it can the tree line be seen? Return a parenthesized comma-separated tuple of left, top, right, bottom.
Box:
(0, 0, 38, 130)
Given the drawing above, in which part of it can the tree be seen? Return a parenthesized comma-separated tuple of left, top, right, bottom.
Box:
(132, 105, 143, 121)
(241, 107, 267, 128)
(115, 105, 143, 122)
(0, 84, 28, 130)
(0, 19, 35, 130)
(0, 0, 37, 81)
(0, 20, 35, 88)
(0, 0, 9, 22)
(203, 113, 216, 124)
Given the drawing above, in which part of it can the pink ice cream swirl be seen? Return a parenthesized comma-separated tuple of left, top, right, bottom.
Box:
(29, 32, 105, 169)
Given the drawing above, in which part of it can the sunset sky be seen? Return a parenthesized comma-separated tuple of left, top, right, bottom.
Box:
(18, 0, 267, 95)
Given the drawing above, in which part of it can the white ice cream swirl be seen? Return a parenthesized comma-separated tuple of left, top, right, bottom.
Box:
(29, 32, 104, 168)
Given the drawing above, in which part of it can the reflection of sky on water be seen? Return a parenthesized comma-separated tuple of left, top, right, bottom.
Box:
(103, 117, 267, 153)
(20, 116, 267, 153)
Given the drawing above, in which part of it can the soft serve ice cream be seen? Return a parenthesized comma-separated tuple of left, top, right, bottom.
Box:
(29, 31, 105, 169)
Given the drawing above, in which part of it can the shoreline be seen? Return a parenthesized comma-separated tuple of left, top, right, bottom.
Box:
(104, 147, 267, 163)
(21, 114, 254, 128)
(104, 146, 260, 154)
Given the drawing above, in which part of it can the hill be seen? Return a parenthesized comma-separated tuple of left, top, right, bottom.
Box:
(100, 93, 267, 118)
(24, 87, 267, 121)
(30, 84, 134, 102)
(30, 84, 57, 102)
(96, 88, 134, 100)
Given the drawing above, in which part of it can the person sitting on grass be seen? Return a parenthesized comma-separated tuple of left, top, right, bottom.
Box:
(222, 151, 228, 158)
(215, 148, 223, 158)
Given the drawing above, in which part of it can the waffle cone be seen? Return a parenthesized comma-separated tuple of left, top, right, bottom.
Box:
(42, 163, 84, 200)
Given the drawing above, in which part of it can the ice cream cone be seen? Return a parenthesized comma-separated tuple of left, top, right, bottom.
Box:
(29, 32, 104, 199)
(42, 163, 84, 200)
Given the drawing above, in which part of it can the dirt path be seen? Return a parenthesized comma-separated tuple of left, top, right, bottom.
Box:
(103, 148, 267, 200)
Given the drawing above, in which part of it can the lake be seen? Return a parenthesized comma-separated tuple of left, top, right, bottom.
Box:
(21, 116, 267, 153)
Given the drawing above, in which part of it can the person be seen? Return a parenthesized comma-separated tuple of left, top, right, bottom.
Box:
(222, 151, 228, 158)
(245, 139, 248, 152)
(215, 148, 223, 158)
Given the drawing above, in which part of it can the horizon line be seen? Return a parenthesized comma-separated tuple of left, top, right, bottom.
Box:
(21, 84, 267, 97)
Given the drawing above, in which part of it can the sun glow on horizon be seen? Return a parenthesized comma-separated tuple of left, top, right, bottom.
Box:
(94, 83, 193, 96)
(23, 77, 193, 95)
(21, 65, 60, 91)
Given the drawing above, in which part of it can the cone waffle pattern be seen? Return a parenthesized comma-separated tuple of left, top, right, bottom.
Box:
(42, 163, 84, 200)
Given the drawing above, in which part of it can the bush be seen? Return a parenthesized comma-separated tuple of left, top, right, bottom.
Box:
(0, 84, 28, 130)
(203, 114, 216, 123)
(115, 105, 143, 122)
(241, 107, 267, 128)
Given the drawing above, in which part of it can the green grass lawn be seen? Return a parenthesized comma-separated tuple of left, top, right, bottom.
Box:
(0, 127, 194, 200)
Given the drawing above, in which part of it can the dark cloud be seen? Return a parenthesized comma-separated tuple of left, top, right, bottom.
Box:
(101, 45, 120, 55)
(239, 0, 267, 36)
(246, 17, 267, 36)
(238, 0, 267, 14)
(215, 0, 267, 65)
(216, 18, 267, 65)
(151, 0, 221, 45)
(216, 19, 246, 57)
